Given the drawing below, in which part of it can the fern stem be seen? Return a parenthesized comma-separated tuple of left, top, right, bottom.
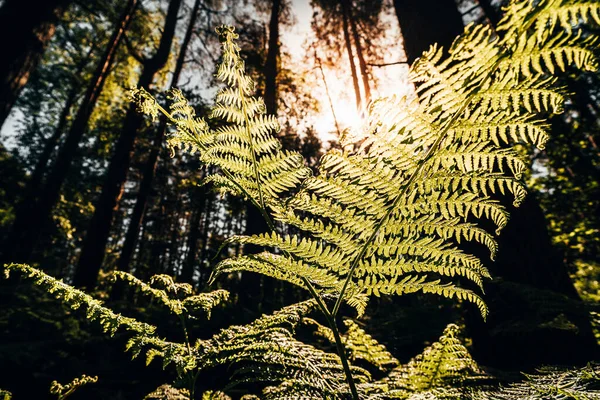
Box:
(301, 261, 360, 398)
(303, 280, 360, 400)
(178, 315, 196, 399)
(328, 313, 361, 400)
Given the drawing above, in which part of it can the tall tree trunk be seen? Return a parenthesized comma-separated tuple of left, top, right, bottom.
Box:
(314, 47, 342, 136)
(263, 0, 281, 115)
(392, 0, 464, 64)
(116, 0, 201, 275)
(1, 0, 138, 264)
(73, 0, 182, 290)
(340, 0, 362, 111)
(180, 185, 208, 283)
(0, 0, 71, 128)
(342, 0, 371, 105)
(197, 191, 214, 290)
(28, 84, 78, 194)
(27, 43, 96, 198)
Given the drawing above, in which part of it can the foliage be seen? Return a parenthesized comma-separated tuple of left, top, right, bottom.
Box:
(3, 0, 600, 398)
(379, 324, 482, 397)
(471, 363, 600, 400)
(134, 0, 600, 323)
(0, 389, 11, 400)
(49, 374, 98, 400)
(144, 384, 191, 400)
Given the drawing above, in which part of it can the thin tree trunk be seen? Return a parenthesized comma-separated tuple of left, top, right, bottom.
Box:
(0, 0, 71, 128)
(314, 47, 341, 136)
(28, 44, 96, 195)
(477, 0, 501, 27)
(392, 0, 465, 64)
(180, 184, 208, 283)
(74, 0, 182, 289)
(342, 0, 371, 105)
(197, 191, 214, 290)
(116, 0, 201, 275)
(263, 0, 281, 115)
(1, 0, 138, 264)
(340, 0, 362, 111)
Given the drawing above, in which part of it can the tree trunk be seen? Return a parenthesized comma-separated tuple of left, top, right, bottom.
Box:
(180, 185, 208, 283)
(340, 0, 362, 111)
(26, 43, 96, 199)
(0, 0, 71, 128)
(264, 0, 281, 116)
(342, 0, 371, 105)
(477, 0, 502, 27)
(73, 0, 182, 290)
(1, 0, 138, 265)
(392, 0, 464, 64)
(116, 0, 201, 275)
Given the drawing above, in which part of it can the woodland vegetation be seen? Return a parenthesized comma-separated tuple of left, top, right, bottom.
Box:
(0, 0, 599, 399)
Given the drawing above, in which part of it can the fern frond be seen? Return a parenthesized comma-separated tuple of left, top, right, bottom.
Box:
(343, 320, 399, 371)
(192, 300, 371, 399)
(215, 0, 600, 319)
(471, 363, 600, 400)
(4, 264, 156, 336)
(384, 324, 482, 395)
(144, 384, 191, 400)
(49, 374, 98, 400)
(112, 271, 229, 318)
(131, 26, 311, 215)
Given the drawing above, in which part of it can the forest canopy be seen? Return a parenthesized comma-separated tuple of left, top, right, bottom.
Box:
(0, 0, 599, 399)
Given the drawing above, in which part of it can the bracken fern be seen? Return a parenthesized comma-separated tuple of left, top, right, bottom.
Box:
(5, 0, 600, 398)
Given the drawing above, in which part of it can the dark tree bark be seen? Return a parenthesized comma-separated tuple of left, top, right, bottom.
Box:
(74, 0, 182, 290)
(342, 0, 371, 105)
(392, 0, 465, 64)
(1, 0, 138, 264)
(116, 0, 201, 275)
(0, 0, 71, 128)
(477, 0, 502, 27)
(263, 0, 281, 116)
(180, 185, 208, 283)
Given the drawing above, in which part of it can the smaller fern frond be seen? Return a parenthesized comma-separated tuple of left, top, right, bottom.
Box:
(111, 271, 229, 318)
(144, 384, 191, 400)
(49, 375, 98, 400)
(383, 324, 482, 395)
(343, 320, 399, 371)
(471, 363, 600, 400)
(4, 264, 156, 336)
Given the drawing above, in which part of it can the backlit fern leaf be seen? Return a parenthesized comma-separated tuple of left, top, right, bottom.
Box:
(471, 363, 600, 400)
(112, 271, 229, 318)
(378, 324, 482, 397)
(213, 0, 599, 319)
(131, 0, 598, 331)
(131, 26, 310, 213)
(343, 320, 399, 371)
(4, 263, 156, 336)
(192, 300, 371, 399)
